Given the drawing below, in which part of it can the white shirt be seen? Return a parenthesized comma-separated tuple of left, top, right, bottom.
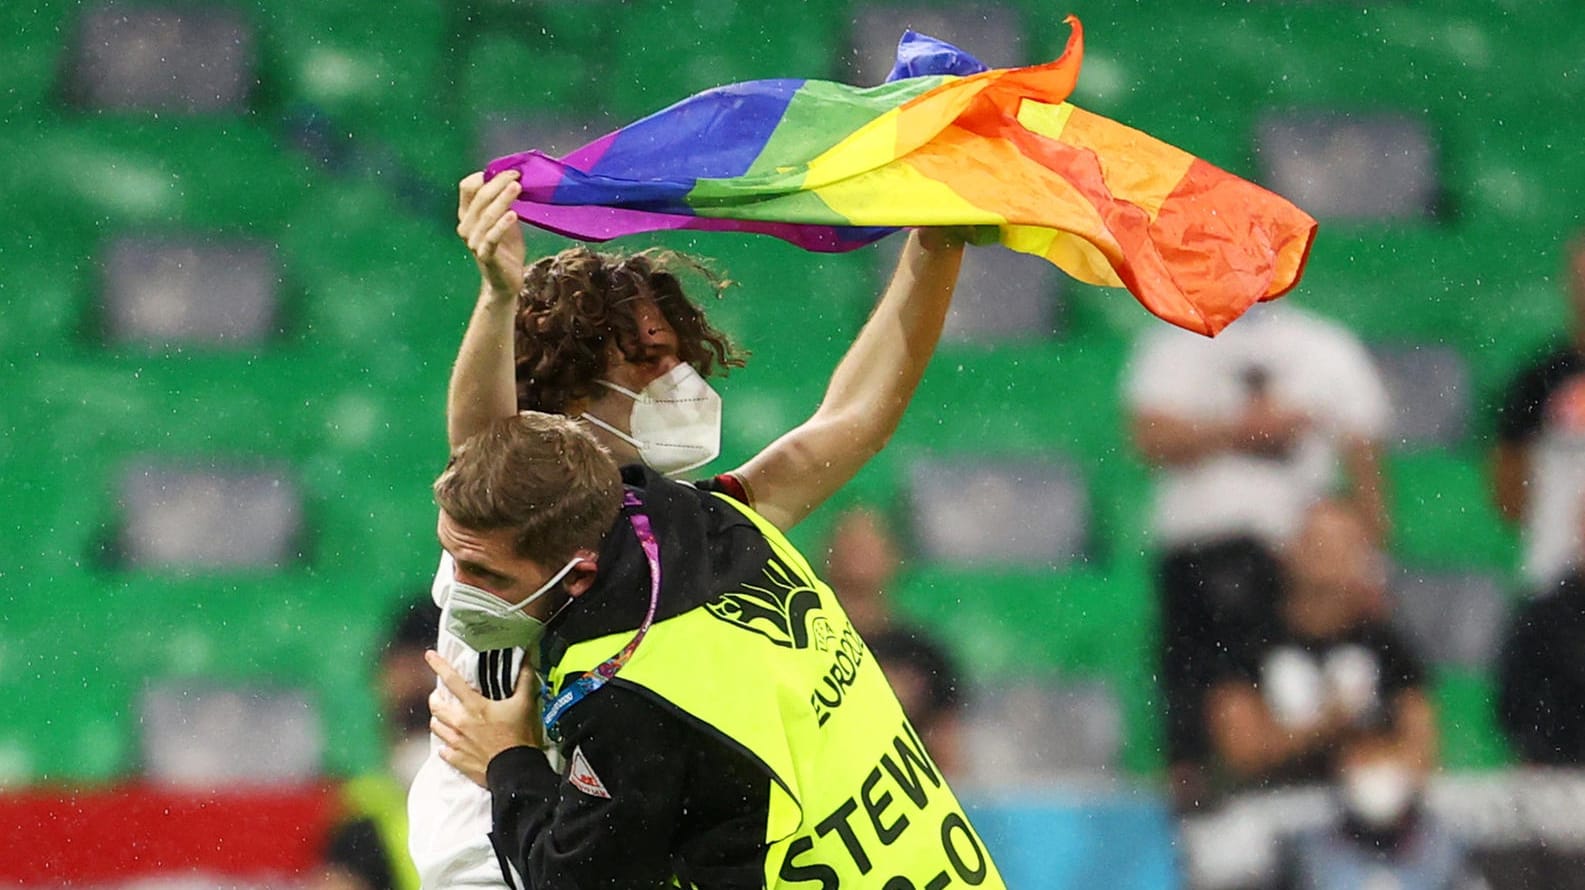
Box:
(1124, 305, 1390, 549)
(406, 552, 523, 890)
(1523, 430, 1585, 586)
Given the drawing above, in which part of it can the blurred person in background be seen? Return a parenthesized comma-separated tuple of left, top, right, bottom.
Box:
(1125, 304, 1391, 808)
(411, 171, 969, 887)
(314, 598, 439, 890)
(1205, 500, 1434, 794)
(1272, 724, 1485, 890)
(1490, 233, 1585, 591)
(824, 506, 965, 779)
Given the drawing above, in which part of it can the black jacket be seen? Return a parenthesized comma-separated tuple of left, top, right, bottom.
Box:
(486, 466, 776, 889)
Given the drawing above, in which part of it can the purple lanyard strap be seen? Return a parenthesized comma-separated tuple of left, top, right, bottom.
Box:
(541, 490, 660, 740)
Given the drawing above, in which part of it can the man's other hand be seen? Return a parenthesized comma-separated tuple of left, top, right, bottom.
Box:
(457, 170, 527, 302)
(427, 650, 540, 787)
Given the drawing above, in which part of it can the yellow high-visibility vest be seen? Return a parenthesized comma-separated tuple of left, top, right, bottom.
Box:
(549, 494, 1005, 889)
(340, 772, 421, 890)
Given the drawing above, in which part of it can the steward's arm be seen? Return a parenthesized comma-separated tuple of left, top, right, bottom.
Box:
(486, 686, 691, 889)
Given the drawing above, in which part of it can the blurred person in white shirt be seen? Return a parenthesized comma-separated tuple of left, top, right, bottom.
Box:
(1125, 304, 1391, 809)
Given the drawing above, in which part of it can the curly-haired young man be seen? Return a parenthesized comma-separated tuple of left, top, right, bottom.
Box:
(410, 169, 967, 889)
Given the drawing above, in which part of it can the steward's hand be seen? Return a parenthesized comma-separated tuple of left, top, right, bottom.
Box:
(427, 650, 540, 787)
(457, 171, 527, 302)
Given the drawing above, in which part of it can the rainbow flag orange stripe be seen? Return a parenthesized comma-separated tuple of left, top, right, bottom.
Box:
(486, 17, 1316, 336)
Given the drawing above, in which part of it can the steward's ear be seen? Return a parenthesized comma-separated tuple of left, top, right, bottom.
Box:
(564, 552, 600, 598)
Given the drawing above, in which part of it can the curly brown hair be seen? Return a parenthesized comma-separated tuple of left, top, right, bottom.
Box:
(513, 247, 747, 413)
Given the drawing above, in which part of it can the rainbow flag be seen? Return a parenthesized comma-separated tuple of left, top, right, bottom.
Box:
(486, 17, 1316, 336)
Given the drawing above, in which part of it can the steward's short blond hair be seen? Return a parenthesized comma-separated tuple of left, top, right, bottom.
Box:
(433, 413, 622, 564)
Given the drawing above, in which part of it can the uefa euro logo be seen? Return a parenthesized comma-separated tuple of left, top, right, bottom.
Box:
(705, 554, 824, 649)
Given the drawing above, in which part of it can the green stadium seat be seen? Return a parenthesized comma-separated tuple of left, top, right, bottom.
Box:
(1463, 306, 1568, 428)
(0, 621, 134, 781)
(896, 563, 1160, 770)
(604, 0, 845, 118)
(0, 118, 316, 241)
(458, 32, 608, 130)
(0, 0, 73, 123)
(1387, 451, 1518, 572)
(912, 330, 1129, 458)
(899, 565, 1150, 679)
(254, 0, 461, 192)
(0, 232, 79, 359)
(0, 118, 324, 365)
(279, 181, 472, 365)
(1435, 669, 1513, 770)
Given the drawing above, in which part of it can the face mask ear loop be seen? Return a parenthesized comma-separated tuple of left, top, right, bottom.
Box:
(599, 363, 701, 404)
(596, 379, 645, 401)
(500, 556, 583, 615)
(579, 410, 644, 449)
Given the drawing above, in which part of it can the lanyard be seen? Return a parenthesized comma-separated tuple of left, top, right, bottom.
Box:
(540, 490, 660, 742)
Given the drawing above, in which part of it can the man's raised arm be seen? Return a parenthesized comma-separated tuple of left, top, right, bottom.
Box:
(448, 171, 526, 449)
(733, 229, 965, 531)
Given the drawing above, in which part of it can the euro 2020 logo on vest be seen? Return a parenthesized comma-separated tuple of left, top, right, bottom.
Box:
(705, 553, 837, 651)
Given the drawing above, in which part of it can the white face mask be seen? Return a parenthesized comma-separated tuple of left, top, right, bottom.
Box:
(582, 363, 722, 477)
(444, 556, 582, 653)
(1341, 761, 1418, 829)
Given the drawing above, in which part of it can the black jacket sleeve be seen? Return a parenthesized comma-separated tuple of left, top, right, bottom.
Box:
(486, 684, 694, 889)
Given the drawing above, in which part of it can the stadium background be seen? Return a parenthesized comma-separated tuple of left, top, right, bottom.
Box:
(1, 0, 1583, 883)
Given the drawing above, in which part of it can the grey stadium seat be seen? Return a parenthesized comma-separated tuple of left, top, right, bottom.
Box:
(907, 454, 1088, 567)
(475, 112, 618, 167)
(961, 678, 1124, 786)
(101, 235, 281, 347)
(116, 461, 304, 571)
(64, 4, 257, 113)
(874, 241, 1064, 344)
(139, 681, 323, 787)
(1391, 567, 1510, 669)
(1256, 110, 1441, 221)
(845, 3, 1025, 85)
(1370, 342, 1472, 450)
